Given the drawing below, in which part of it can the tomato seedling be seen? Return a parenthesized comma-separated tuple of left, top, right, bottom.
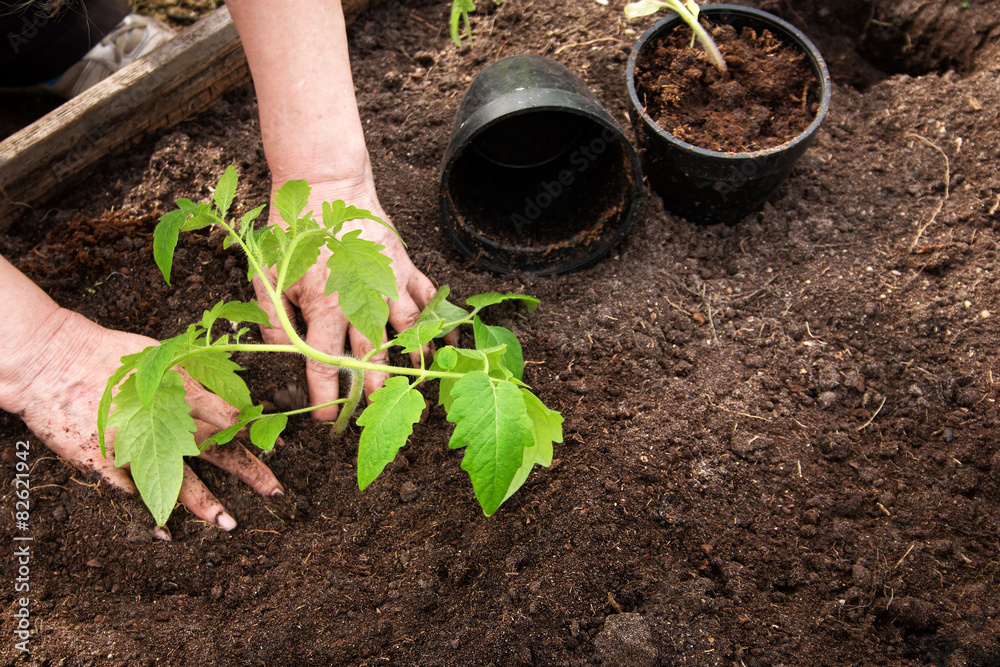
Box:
(98, 166, 562, 526)
(624, 0, 727, 71)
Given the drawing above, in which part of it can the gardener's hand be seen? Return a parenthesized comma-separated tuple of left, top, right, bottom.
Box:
(254, 176, 454, 421)
(0, 302, 284, 534)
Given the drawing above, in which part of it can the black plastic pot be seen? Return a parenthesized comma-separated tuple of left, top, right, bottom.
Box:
(440, 55, 642, 274)
(626, 5, 831, 224)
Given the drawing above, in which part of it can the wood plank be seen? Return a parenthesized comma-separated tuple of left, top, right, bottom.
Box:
(0, 0, 378, 229)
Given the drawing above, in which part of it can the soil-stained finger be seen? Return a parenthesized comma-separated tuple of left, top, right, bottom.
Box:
(176, 463, 237, 531)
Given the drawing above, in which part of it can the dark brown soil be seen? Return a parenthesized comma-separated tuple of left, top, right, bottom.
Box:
(634, 22, 818, 152)
(4, 0, 1000, 665)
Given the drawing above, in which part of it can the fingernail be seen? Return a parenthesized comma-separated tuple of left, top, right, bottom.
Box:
(271, 487, 285, 498)
(152, 526, 172, 542)
(217, 512, 237, 532)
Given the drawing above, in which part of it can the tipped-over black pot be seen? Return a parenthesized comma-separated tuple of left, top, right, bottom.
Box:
(440, 54, 642, 274)
(626, 5, 831, 224)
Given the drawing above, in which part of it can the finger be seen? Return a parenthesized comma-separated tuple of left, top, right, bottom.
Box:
(350, 326, 390, 400)
(253, 275, 296, 345)
(303, 309, 349, 421)
(199, 441, 285, 497)
(193, 419, 284, 497)
(85, 452, 139, 494)
(182, 375, 241, 432)
(176, 463, 237, 531)
(75, 432, 139, 494)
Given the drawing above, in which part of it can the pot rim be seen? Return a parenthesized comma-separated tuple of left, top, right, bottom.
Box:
(626, 3, 832, 160)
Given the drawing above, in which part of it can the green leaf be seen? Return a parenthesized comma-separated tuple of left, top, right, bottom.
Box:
(466, 292, 540, 313)
(98, 351, 143, 456)
(200, 405, 264, 449)
(273, 179, 311, 229)
(153, 209, 187, 285)
(450, 0, 477, 46)
(180, 351, 252, 411)
(356, 376, 426, 489)
(241, 203, 267, 230)
(446, 371, 533, 515)
(179, 201, 216, 232)
(200, 300, 270, 336)
(107, 370, 199, 526)
(133, 337, 187, 409)
(213, 165, 238, 218)
(325, 230, 398, 347)
(473, 317, 524, 380)
(321, 200, 396, 239)
(249, 413, 287, 451)
(417, 285, 471, 335)
(433, 345, 459, 371)
(431, 347, 487, 411)
(501, 389, 561, 503)
(395, 320, 445, 354)
(280, 232, 325, 291)
(522, 388, 563, 452)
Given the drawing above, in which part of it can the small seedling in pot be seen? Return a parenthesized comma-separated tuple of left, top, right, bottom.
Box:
(98, 166, 562, 526)
(624, 0, 727, 71)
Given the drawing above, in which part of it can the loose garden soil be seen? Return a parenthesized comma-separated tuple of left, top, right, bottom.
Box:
(633, 22, 818, 152)
(3, 0, 1000, 665)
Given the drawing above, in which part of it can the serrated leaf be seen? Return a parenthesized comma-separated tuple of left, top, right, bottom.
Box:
(107, 370, 199, 526)
(98, 351, 143, 455)
(501, 389, 561, 503)
(213, 165, 238, 217)
(254, 225, 282, 277)
(466, 292, 540, 313)
(200, 405, 264, 449)
(321, 200, 396, 239)
(395, 320, 445, 354)
(325, 230, 398, 347)
(417, 285, 470, 335)
(153, 209, 187, 285)
(431, 347, 487, 411)
(280, 232, 325, 291)
(134, 337, 187, 409)
(200, 300, 269, 336)
(249, 413, 287, 451)
(473, 317, 524, 380)
(446, 371, 533, 515)
(522, 388, 563, 452)
(241, 203, 267, 231)
(273, 179, 311, 230)
(356, 376, 426, 489)
(180, 351, 252, 411)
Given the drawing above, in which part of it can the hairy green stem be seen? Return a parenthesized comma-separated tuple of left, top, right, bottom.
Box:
(333, 367, 364, 435)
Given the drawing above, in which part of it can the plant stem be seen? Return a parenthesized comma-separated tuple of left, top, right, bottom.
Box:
(667, 0, 726, 71)
(333, 367, 364, 435)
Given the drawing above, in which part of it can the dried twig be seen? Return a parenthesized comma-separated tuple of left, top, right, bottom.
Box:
(857, 395, 887, 431)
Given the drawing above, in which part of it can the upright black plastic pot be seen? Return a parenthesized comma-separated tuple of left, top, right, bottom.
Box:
(626, 5, 831, 224)
(440, 54, 642, 274)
